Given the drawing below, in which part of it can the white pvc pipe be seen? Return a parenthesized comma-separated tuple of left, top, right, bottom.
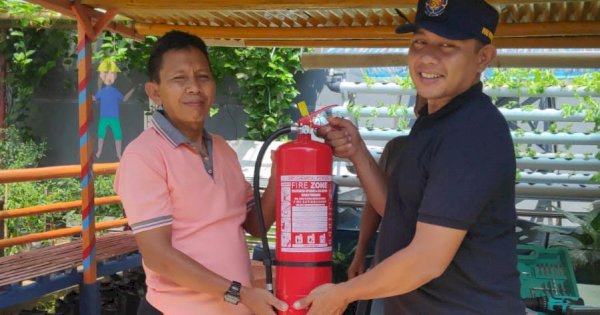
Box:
(356, 128, 600, 145)
(516, 157, 600, 171)
(331, 107, 587, 122)
(339, 82, 600, 98)
(333, 175, 600, 200)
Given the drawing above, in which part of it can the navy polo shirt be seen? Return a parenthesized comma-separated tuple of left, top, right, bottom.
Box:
(375, 82, 525, 315)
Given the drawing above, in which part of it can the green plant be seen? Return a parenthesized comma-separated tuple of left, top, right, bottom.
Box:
(365, 117, 374, 130)
(363, 70, 375, 87)
(592, 173, 600, 184)
(3, 175, 124, 255)
(395, 104, 410, 131)
(534, 206, 600, 283)
(332, 243, 356, 284)
(332, 243, 362, 315)
(514, 128, 525, 137)
(0, 126, 46, 170)
(93, 31, 157, 75)
(514, 144, 522, 158)
(572, 72, 600, 94)
(392, 75, 414, 89)
(526, 69, 561, 95)
(209, 47, 302, 140)
(0, 1, 74, 139)
(525, 147, 537, 158)
(0, 0, 56, 26)
(347, 102, 363, 123)
(504, 100, 520, 109)
(485, 68, 530, 92)
(520, 104, 537, 112)
(1, 126, 123, 255)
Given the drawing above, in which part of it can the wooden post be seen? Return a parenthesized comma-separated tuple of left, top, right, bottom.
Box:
(74, 7, 99, 315)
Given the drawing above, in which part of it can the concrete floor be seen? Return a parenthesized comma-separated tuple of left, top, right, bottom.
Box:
(578, 284, 600, 307)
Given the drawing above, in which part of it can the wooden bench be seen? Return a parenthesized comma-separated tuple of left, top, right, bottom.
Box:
(0, 231, 141, 309)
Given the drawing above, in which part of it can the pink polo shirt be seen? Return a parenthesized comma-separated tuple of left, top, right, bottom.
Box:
(115, 112, 253, 315)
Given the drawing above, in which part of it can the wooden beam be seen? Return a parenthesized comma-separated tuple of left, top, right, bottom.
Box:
(204, 39, 247, 47)
(25, 0, 142, 41)
(93, 8, 118, 37)
(25, 0, 75, 17)
(302, 53, 409, 69)
(80, 0, 574, 10)
(493, 36, 600, 48)
(82, 0, 414, 10)
(241, 36, 600, 48)
(244, 39, 411, 48)
(71, 3, 96, 40)
(497, 21, 600, 37)
(135, 21, 600, 40)
(301, 51, 600, 69)
(135, 23, 399, 39)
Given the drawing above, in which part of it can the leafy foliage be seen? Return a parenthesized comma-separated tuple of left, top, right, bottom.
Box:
(209, 47, 302, 140)
(0, 129, 120, 255)
(93, 31, 157, 75)
(0, 1, 74, 139)
(0, 126, 46, 169)
(534, 206, 600, 271)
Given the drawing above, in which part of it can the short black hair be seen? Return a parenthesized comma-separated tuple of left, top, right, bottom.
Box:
(147, 30, 210, 83)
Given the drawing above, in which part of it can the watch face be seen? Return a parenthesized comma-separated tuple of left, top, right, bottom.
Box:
(224, 293, 240, 305)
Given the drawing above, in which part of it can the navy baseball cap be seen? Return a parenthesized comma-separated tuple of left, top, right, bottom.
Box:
(396, 0, 499, 44)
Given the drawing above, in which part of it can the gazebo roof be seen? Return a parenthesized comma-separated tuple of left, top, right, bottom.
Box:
(24, 0, 600, 48)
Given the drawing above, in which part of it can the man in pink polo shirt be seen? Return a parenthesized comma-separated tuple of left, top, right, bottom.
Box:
(115, 31, 288, 315)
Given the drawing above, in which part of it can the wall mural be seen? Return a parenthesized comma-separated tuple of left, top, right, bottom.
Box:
(94, 59, 135, 159)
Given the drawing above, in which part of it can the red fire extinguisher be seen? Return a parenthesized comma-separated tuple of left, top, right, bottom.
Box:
(274, 120, 334, 314)
(253, 105, 336, 315)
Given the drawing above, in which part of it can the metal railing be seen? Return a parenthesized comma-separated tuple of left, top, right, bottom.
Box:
(0, 163, 124, 250)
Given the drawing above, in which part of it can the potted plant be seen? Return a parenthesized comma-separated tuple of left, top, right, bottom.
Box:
(535, 205, 600, 284)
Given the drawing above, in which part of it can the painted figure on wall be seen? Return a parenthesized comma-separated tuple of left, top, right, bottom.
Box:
(94, 59, 134, 159)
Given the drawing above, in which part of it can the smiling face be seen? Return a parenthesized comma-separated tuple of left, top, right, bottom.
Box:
(100, 71, 117, 86)
(408, 29, 495, 112)
(144, 47, 216, 140)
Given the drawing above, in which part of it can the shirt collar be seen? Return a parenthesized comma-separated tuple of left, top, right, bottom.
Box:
(418, 82, 483, 120)
(150, 110, 212, 148)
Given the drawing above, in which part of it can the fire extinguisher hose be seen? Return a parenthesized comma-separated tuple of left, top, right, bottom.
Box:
(253, 125, 293, 293)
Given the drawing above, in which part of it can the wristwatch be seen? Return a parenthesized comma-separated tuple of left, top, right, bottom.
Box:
(224, 281, 242, 305)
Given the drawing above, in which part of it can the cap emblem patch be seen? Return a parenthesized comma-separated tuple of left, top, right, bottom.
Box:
(425, 0, 448, 17)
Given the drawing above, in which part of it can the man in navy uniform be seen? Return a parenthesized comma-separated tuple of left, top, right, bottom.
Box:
(293, 0, 525, 314)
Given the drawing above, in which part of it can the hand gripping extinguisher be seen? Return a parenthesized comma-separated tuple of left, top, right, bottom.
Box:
(253, 105, 337, 315)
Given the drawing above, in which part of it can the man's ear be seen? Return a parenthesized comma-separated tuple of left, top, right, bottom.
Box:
(477, 44, 497, 73)
(144, 82, 161, 105)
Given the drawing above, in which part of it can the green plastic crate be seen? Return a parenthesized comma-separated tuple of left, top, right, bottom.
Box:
(518, 245, 583, 314)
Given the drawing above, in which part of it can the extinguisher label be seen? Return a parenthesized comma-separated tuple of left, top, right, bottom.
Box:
(280, 175, 332, 253)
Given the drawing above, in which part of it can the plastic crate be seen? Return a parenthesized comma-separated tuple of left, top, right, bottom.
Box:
(518, 245, 583, 314)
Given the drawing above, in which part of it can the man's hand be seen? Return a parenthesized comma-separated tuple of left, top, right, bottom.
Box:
(315, 117, 365, 161)
(240, 286, 288, 315)
(293, 283, 350, 315)
(347, 253, 366, 279)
